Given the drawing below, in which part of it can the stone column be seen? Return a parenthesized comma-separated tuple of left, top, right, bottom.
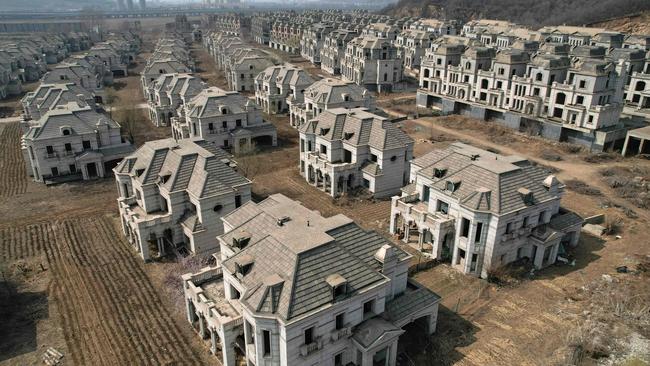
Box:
(210, 328, 218, 354)
(185, 298, 194, 324)
(221, 326, 237, 366)
(199, 314, 207, 339)
(331, 174, 338, 197)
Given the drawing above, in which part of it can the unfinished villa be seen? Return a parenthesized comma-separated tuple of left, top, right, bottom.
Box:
(22, 103, 133, 184)
(289, 78, 376, 128)
(299, 108, 413, 198)
(173, 87, 277, 154)
(390, 142, 583, 278)
(145, 73, 206, 127)
(254, 64, 314, 115)
(182, 194, 441, 366)
(113, 138, 252, 261)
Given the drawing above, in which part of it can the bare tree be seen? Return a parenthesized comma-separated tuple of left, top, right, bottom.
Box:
(234, 141, 262, 180)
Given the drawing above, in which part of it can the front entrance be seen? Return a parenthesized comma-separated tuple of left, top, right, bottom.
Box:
(86, 162, 98, 178)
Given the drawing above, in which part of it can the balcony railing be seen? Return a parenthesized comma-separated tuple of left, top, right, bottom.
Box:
(299, 338, 322, 357)
(330, 326, 352, 342)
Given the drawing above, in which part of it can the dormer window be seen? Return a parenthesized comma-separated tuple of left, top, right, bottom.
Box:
(433, 167, 447, 178)
(326, 274, 347, 301)
(232, 231, 251, 249)
(62, 129, 71, 136)
(221, 107, 229, 115)
(344, 132, 354, 140)
(446, 180, 460, 192)
(235, 254, 254, 277)
(518, 187, 534, 205)
(320, 127, 330, 136)
(135, 168, 145, 177)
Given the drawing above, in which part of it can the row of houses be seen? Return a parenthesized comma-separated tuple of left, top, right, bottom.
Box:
(142, 32, 279, 155)
(0, 32, 94, 100)
(20, 32, 141, 185)
(203, 31, 276, 93)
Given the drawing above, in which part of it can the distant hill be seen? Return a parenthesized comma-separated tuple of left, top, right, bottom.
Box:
(382, 0, 650, 28)
(590, 11, 650, 34)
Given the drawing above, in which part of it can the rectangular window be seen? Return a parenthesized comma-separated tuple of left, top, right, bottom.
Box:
(506, 222, 513, 234)
(363, 299, 374, 316)
(335, 353, 343, 366)
(538, 211, 545, 224)
(235, 195, 242, 208)
(304, 327, 314, 345)
(474, 222, 483, 243)
(46, 145, 54, 154)
(523, 216, 529, 227)
(64, 143, 72, 151)
(236, 119, 242, 127)
(51, 167, 59, 176)
(370, 154, 378, 162)
(82, 140, 91, 150)
(335, 313, 345, 330)
(343, 149, 352, 163)
(460, 218, 470, 238)
(300, 139, 305, 152)
(320, 144, 327, 155)
(579, 80, 586, 88)
(437, 201, 449, 214)
(263, 330, 271, 356)
(222, 121, 228, 128)
(208, 122, 214, 130)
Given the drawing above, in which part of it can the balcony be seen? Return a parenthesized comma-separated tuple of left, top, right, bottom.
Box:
(305, 152, 357, 173)
(394, 195, 455, 231)
(45, 152, 58, 159)
(330, 326, 352, 342)
(299, 337, 323, 357)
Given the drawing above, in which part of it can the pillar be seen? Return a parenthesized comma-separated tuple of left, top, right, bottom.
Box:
(389, 212, 397, 235)
(199, 314, 207, 339)
(210, 328, 218, 354)
(533, 245, 544, 269)
(221, 327, 237, 366)
(621, 135, 631, 156)
(639, 138, 646, 155)
(402, 222, 410, 243)
(186, 298, 194, 324)
(331, 174, 338, 197)
(389, 341, 398, 366)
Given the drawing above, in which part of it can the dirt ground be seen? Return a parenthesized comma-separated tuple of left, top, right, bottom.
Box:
(0, 29, 216, 366)
(3, 24, 650, 366)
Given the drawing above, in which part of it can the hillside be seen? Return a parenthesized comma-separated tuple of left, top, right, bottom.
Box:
(590, 11, 650, 34)
(382, 0, 650, 28)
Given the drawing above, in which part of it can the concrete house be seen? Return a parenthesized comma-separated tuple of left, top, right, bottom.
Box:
(182, 193, 441, 366)
(390, 142, 583, 278)
(22, 103, 133, 184)
(173, 87, 277, 154)
(255, 64, 314, 115)
(229, 55, 275, 93)
(417, 43, 631, 151)
(300, 23, 334, 64)
(42, 63, 103, 97)
(394, 29, 436, 72)
(114, 138, 252, 261)
(289, 78, 376, 128)
(299, 107, 413, 198)
(340, 36, 404, 93)
(146, 73, 207, 127)
(320, 29, 359, 76)
(141, 59, 192, 96)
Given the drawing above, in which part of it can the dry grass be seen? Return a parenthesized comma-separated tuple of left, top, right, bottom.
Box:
(565, 179, 603, 196)
(600, 166, 650, 209)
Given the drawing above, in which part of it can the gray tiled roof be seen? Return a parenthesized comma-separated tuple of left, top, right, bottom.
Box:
(25, 104, 120, 141)
(382, 287, 441, 324)
(300, 107, 413, 151)
(220, 194, 410, 321)
(115, 138, 250, 198)
(414, 142, 560, 215)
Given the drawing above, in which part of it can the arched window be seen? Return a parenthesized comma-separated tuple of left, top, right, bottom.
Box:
(465, 61, 471, 70)
(555, 92, 566, 104)
(481, 79, 489, 89)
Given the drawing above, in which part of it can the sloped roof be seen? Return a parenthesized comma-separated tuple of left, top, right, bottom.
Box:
(413, 142, 560, 215)
(114, 138, 250, 199)
(304, 78, 372, 106)
(220, 194, 410, 321)
(24, 103, 119, 141)
(300, 107, 413, 151)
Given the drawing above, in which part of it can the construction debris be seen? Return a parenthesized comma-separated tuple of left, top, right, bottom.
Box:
(42, 347, 64, 365)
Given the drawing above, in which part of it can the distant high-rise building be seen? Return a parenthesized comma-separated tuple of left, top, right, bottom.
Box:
(139, 0, 146, 10)
(126, 0, 134, 11)
(117, 0, 126, 11)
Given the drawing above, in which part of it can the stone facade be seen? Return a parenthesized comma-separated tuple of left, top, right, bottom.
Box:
(341, 36, 404, 93)
(390, 142, 583, 278)
(182, 194, 440, 366)
(255, 64, 314, 115)
(299, 107, 413, 198)
(114, 138, 252, 262)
